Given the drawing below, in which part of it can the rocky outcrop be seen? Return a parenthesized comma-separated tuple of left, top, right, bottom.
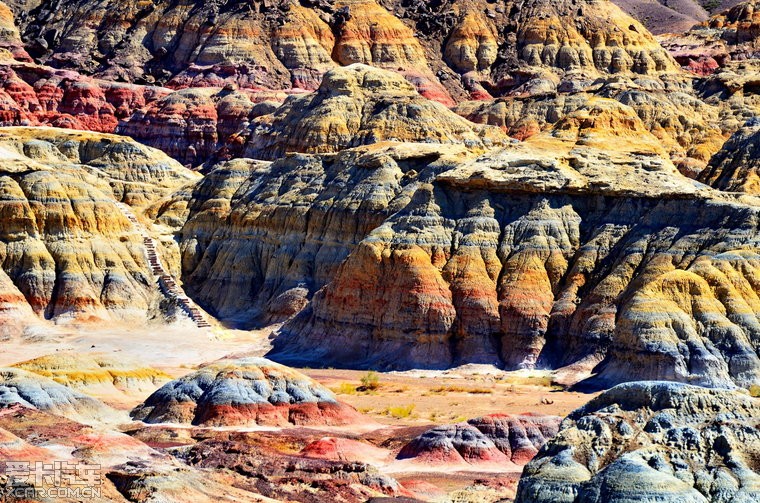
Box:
(0, 403, 277, 503)
(515, 381, 760, 503)
(241, 65, 507, 160)
(0, 57, 170, 132)
(0, 368, 117, 423)
(0, 127, 199, 326)
(131, 357, 367, 427)
(455, 81, 728, 174)
(0, 1, 28, 61)
(170, 143, 472, 325)
(117, 86, 279, 166)
(262, 122, 760, 388)
(398, 414, 561, 466)
(8, 0, 681, 101)
(177, 436, 412, 503)
(660, 0, 760, 75)
(698, 117, 760, 193)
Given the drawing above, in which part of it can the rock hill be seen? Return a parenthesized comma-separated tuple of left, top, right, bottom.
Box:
(131, 357, 368, 427)
(0, 127, 199, 327)
(398, 414, 561, 466)
(515, 381, 760, 503)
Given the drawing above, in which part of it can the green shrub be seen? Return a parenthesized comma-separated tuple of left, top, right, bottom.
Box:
(360, 371, 380, 391)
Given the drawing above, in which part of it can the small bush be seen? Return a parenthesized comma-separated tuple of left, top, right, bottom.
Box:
(430, 385, 493, 394)
(386, 404, 415, 419)
(334, 382, 358, 395)
(360, 371, 380, 391)
(749, 384, 760, 397)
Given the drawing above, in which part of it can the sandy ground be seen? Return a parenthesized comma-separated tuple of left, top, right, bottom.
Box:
(0, 322, 603, 501)
(1, 322, 597, 424)
(303, 366, 595, 425)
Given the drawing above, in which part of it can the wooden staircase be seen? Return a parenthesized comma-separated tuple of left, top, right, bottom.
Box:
(116, 202, 211, 328)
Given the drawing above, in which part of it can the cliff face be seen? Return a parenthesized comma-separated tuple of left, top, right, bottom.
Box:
(0, 127, 199, 326)
(154, 67, 760, 389)
(515, 381, 760, 503)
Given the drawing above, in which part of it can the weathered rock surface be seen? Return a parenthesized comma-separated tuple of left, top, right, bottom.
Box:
(7, 0, 681, 101)
(131, 357, 367, 427)
(0, 1, 28, 61)
(13, 352, 171, 396)
(175, 435, 413, 503)
(0, 368, 117, 423)
(515, 381, 760, 503)
(0, 127, 199, 326)
(241, 64, 507, 160)
(455, 80, 729, 174)
(660, 0, 760, 75)
(0, 403, 276, 502)
(0, 57, 169, 132)
(169, 143, 471, 325)
(698, 117, 760, 193)
(117, 86, 278, 166)
(262, 124, 760, 388)
(398, 414, 561, 466)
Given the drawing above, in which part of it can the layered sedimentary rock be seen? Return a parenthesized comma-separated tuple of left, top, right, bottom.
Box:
(7, 0, 680, 101)
(170, 142, 472, 324)
(660, 0, 760, 75)
(131, 357, 367, 427)
(117, 87, 279, 166)
(515, 381, 760, 503)
(0, 368, 117, 423)
(0, 57, 170, 132)
(0, 404, 276, 503)
(698, 117, 760, 193)
(0, 1, 28, 61)
(241, 65, 506, 160)
(455, 81, 729, 174)
(0, 127, 199, 326)
(398, 414, 561, 466)
(13, 352, 170, 395)
(261, 118, 760, 388)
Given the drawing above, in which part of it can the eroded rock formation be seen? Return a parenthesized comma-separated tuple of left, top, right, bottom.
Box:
(241, 64, 507, 160)
(131, 357, 368, 427)
(0, 368, 117, 423)
(0, 127, 199, 327)
(398, 414, 561, 466)
(515, 381, 760, 503)
(699, 117, 760, 193)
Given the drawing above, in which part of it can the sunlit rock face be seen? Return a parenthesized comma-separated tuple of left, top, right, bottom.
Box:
(0, 127, 199, 327)
(515, 381, 760, 503)
(699, 118, 760, 194)
(240, 65, 507, 160)
(7, 0, 679, 98)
